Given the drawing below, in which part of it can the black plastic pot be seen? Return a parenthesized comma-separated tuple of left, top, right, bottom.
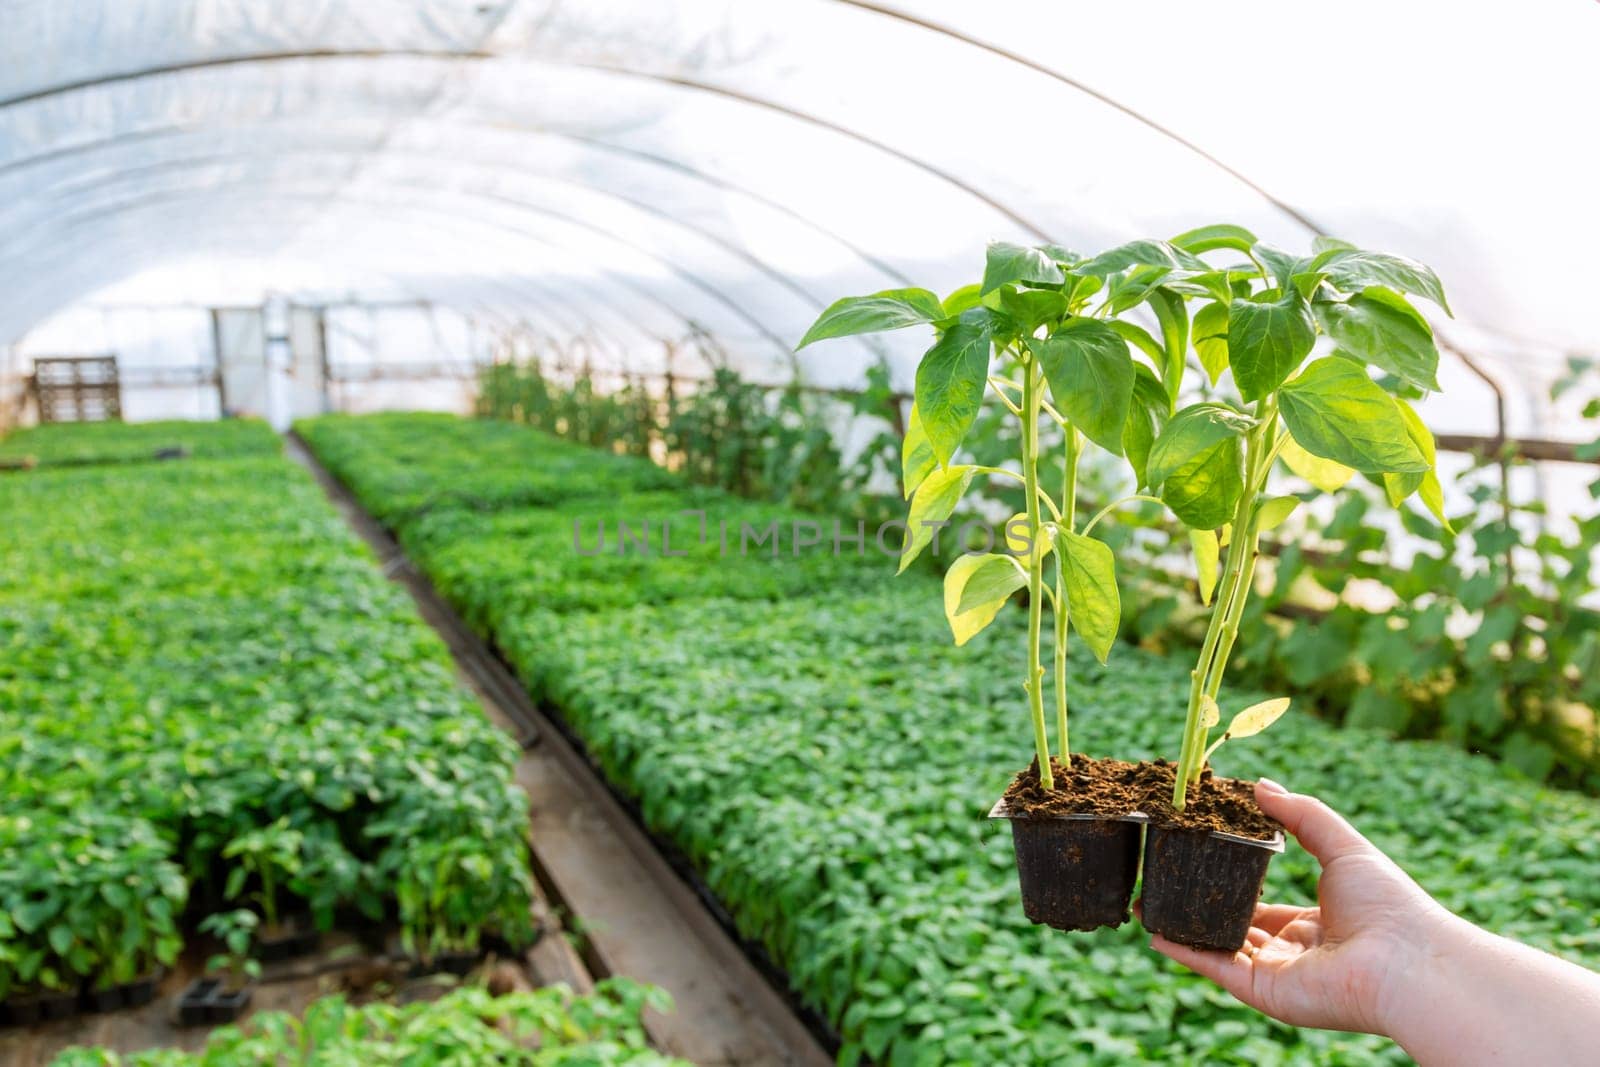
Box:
(255, 914, 320, 962)
(176, 978, 253, 1026)
(176, 979, 219, 1027)
(83, 984, 126, 1014)
(121, 971, 161, 1009)
(992, 800, 1143, 932)
(205, 986, 252, 1023)
(1, 997, 42, 1027)
(482, 929, 540, 958)
(1139, 825, 1286, 951)
(13, 988, 83, 1023)
(409, 948, 483, 978)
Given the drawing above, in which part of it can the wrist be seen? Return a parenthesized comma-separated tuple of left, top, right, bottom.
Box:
(1376, 907, 1480, 1052)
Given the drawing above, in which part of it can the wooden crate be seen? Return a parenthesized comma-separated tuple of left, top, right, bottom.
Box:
(33, 355, 122, 423)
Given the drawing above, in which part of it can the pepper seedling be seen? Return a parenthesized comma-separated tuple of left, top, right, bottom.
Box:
(802, 227, 1450, 810)
(800, 241, 1147, 790)
(1108, 225, 1452, 808)
(200, 909, 262, 992)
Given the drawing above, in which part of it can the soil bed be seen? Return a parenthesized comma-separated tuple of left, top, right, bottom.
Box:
(1003, 756, 1281, 839)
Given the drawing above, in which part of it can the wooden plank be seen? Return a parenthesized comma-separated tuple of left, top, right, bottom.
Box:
(1435, 432, 1594, 464)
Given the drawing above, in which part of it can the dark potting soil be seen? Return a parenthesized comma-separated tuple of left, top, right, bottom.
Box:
(1003, 756, 1281, 840)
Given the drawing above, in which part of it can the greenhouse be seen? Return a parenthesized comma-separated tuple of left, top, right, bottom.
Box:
(3, 3, 1599, 1065)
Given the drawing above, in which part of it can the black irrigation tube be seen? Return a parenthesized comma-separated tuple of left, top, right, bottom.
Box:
(287, 430, 846, 1059)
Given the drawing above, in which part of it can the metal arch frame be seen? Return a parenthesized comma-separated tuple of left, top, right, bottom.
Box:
(0, 49, 1051, 238)
(0, 240, 594, 386)
(64, 205, 644, 352)
(0, 36, 1510, 429)
(0, 199, 653, 357)
(0, 116, 914, 290)
(21, 145, 841, 320)
(1, 191, 756, 362)
(5, 171, 802, 361)
(12, 142, 902, 369)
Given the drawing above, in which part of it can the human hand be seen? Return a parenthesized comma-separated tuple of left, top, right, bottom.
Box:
(1147, 777, 1459, 1038)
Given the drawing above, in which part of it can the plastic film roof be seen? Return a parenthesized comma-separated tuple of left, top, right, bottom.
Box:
(2, 0, 1597, 405)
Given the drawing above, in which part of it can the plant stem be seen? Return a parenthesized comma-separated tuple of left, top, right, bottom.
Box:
(1081, 494, 1167, 537)
(987, 377, 1024, 416)
(1022, 360, 1053, 789)
(1186, 413, 1280, 785)
(1172, 412, 1275, 807)
(1173, 554, 1243, 806)
(1055, 428, 1080, 767)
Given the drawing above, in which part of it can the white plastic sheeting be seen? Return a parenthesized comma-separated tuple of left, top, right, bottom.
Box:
(2, 0, 1597, 429)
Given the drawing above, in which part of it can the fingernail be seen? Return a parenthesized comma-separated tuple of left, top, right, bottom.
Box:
(1257, 777, 1287, 795)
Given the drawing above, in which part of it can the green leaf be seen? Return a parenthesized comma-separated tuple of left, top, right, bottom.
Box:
(1278, 358, 1429, 474)
(1148, 405, 1247, 529)
(1039, 242, 1080, 265)
(1123, 401, 1156, 489)
(1146, 403, 1252, 488)
(954, 554, 1028, 615)
(1229, 289, 1315, 401)
(1078, 238, 1207, 276)
(1106, 264, 1174, 315)
(914, 309, 993, 465)
(48, 924, 74, 957)
(941, 284, 983, 318)
(1190, 529, 1219, 606)
(1108, 319, 1165, 371)
(1171, 223, 1259, 255)
(1310, 247, 1451, 314)
(1060, 530, 1120, 664)
(997, 288, 1068, 332)
(1280, 432, 1354, 492)
(1257, 495, 1300, 531)
(1032, 320, 1134, 455)
(1165, 447, 1243, 529)
(1061, 272, 1104, 308)
(1382, 398, 1452, 530)
(1289, 270, 1328, 302)
(1149, 288, 1189, 405)
(1418, 470, 1450, 529)
(1312, 236, 1356, 256)
(797, 289, 946, 348)
(1223, 697, 1291, 739)
(1131, 362, 1171, 420)
(1252, 243, 1308, 289)
(981, 242, 1066, 295)
(899, 464, 976, 573)
(1124, 365, 1169, 488)
(1318, 287, 1441, 392)
(1178, 269, 1237, 304)
(901, 405, 937, 499)
(1003, 511, 1054, 569)
(12, 899, 54, 934)
(1501, 732, 1557, 781)
(1192, 301, 1229, 385)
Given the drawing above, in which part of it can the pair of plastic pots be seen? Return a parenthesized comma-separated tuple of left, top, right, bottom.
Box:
(176, 978, 252, 1026)
(990, 800, 1284, 951)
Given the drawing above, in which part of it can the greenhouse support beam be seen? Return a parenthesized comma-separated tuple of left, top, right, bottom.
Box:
(0, 49, 1052, 240)
(0, 118, 914, 291)
(2, 188, 771, 359)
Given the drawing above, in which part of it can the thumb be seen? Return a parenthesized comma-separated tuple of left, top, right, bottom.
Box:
(1256, 779, 1372, 865)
